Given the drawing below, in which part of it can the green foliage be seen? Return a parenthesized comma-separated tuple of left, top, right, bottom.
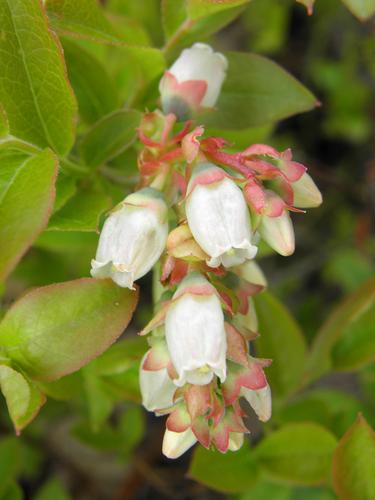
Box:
(200, 51, 318, 129)
(0, 0, 373, 496)
(0, 148, 57, 282)
(189, 442, 259, 493)
(255, 423, 337, 484)
(253, 292, 307, 398)
(0, 279, 138, 381)
(333, 415, 375, 499)
(307, 279, 375, 382)
(0, 0, 77, 155)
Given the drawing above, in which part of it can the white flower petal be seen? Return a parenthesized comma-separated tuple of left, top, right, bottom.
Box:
(165, 275, 227, 386)
(139, 355, 176, 412)
(162, 428, 197, 459)
(259, 211, 295, 256)
(186, 169, 257, 268)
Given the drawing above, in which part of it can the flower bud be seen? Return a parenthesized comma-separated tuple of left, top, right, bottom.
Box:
(241, 385, 272, 422)
(159, 43, 228, 120)
(165, 273, 227, 386)
(186, 163, 258, 268)
(91, 188, 168, 289)
(228, 432, 244, 451)
(139, 354, 176, 412)
(292, 172, 322, 208)
(258, 211, 295, 256)
(162, 428, 197, 459)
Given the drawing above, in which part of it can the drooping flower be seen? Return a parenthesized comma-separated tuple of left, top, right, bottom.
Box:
(258, 210, 295, 256)
(159, 43, 228, 120)
(185, 163, 258, 268)
(241, 384, 272, 422)
(165, 273, 227, 386)
(91, 188, 168, 289)
(139, 352, 176, 412)
(292, 172, 323, 208)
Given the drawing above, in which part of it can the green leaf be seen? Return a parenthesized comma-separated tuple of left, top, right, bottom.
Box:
(93, 336, 147, 376)
(0, 482, 23, 500)
(256, 423, 337, 485)
(331, 290, 375, 371)
(47, 184, 111, 232)
(0, 278, 138, 381)
(35, 478, 72, 500)
(46, 0, 123, 44)
(162, 5, 246, 58)
(189, 442, 259, 493)
(333, 414, 375, 499)
(341, 0, 375, 20)
(0, 106, 9, 137)
(0, 438, 21, 495)
(199, 51, 318, 129)
(279, 389, 362, 438)
(187, 0, 250, 19)
(82, 365, 114, 431)
(0, 148, 57, 282)
(79, 110, 141, 167)
(0, 0, 77, 155)
(0, 365, 45, 432)
(63, 39, 119, 125)
(307, 279, 375, 382)
(53, 173, 77, 213)
(253, 292, 307, 398)
(238, 481, 292, 500)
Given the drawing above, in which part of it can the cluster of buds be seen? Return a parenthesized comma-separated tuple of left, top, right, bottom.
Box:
(90, 43, 322, 458)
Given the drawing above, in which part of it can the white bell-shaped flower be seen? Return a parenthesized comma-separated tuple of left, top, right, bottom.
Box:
(258, 211, 295, 257)
(91, 188, 168, 289)
(241, 384, 272, 422)
(162, 428, 197, 459)
(292, 172, 322, 208)
(159, 43, 228, 119)
(186, 163, 258, 268)
(139, 354, 176, 412)
(165, 273, 227, 387)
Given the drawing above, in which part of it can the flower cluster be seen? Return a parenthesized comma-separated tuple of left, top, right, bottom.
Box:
(90, 43, 322, 458)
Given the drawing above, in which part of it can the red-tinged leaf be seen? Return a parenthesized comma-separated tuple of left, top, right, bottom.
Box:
(0, 278, 138, 381)
(0, 148, 58, 282)
(225, 323, 249, 366)
(167, 404, 191, 432)
(143, 341, 170, 371)
(0, 365, 46, 433)
(333, 414, 375, 500)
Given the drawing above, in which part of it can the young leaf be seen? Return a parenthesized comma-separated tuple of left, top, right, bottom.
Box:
(256, 423, 337, 485)
(253, 292, 307, 398)
(79, 110, 141, 167)
(46, 0, 123, 44)
(0, 0, 77, 155)
(187, 0, 250, 19)
(0, 148, 57, 283)
(0, 278, 139, 381)
(199, 52, 318, 129)
(189, 442, 259, 493)
(341, 0, 375, 20)
(63, 39, 119, 125)
(0, 365, 46, 433)
(333, 415, 375, 499)
(47, 184, 111, 232)
(307, 279, 375, 383)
